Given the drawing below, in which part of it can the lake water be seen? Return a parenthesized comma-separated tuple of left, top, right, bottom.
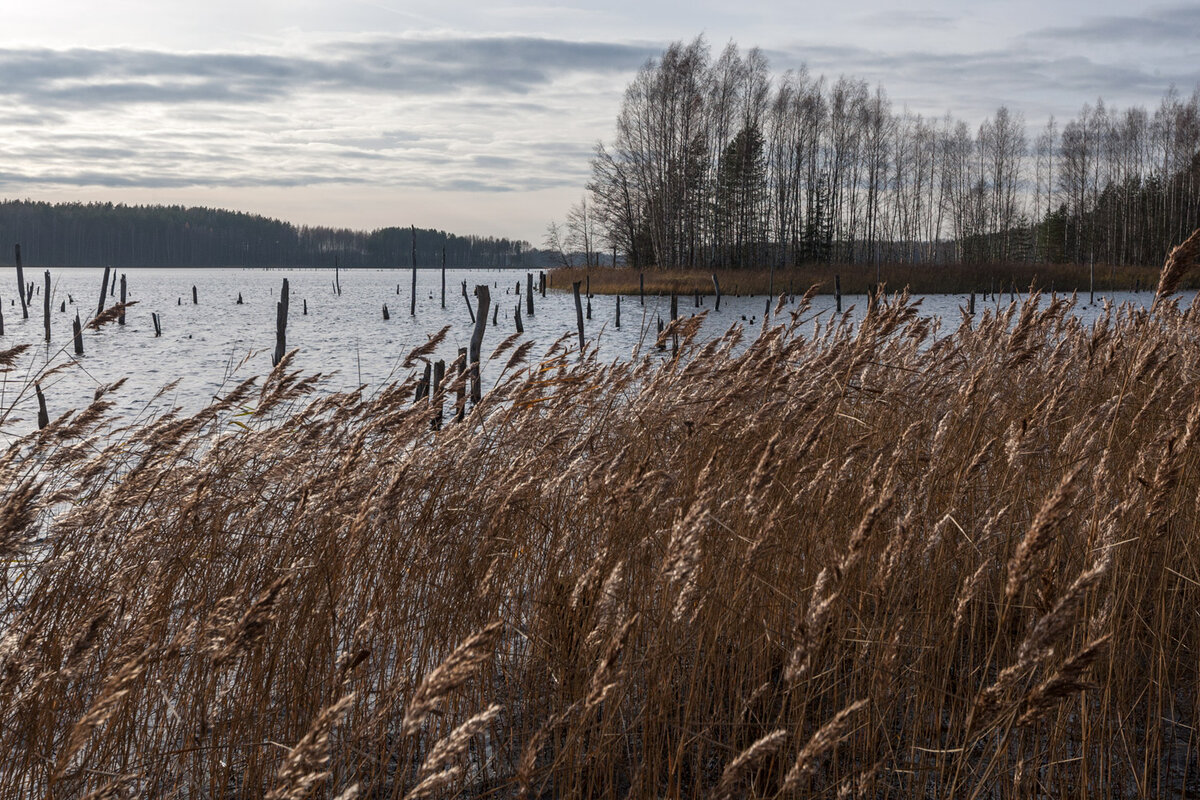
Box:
(0, 267, 1185, 438)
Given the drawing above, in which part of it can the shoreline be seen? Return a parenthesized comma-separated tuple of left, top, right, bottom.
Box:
(547, 262, 1171, 297)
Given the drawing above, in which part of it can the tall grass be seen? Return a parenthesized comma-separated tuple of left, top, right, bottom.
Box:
(4, 272, 1200, 796)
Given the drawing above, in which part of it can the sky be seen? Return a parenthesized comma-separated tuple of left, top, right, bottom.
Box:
(0, 1, 1197, 245)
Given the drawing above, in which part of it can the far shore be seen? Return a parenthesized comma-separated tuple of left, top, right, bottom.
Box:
(548, 261, 1174, 297)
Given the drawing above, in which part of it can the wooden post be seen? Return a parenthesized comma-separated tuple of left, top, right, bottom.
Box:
(968, 291, 976, 315)
(43, 271, 50, 342)
(410, 225, 417, 316)
(526, 272, 534, 316)
(462, 281, 475, 323)
(59, 300, 64, 312)
(1, 295, 5, 335)
(615, 295, 621, 328)
(515, 301, 523, 333)
(15, 244, 27, 319)
(455, 348, 466, 422)
(382, 304, 390, 320)
(35, 383, 49, 429)
(335, 256, 341, 296)
(151, 312, 161, 337)
(835, 274, 842, 313)
(192, 285, 197, 304)
(441, 247, 446, 309)
(492, 302, 498, 326)
(1089, 258, 1095, 304)
(119, 274, 126, 325)
(273, 278, 289, 366)
(303, 298, 307, 315)
(72, 313, 83, 355)
(712, 274, 721, 311)
(586, 274, 592, 320)
(432, 358, 445, 430)
(97, 267, 110, 317)
(572, 281, 585, 354)
(415, 362, 431, 403)
(540, 271, 546, 297)
(469, 285, 490, 404)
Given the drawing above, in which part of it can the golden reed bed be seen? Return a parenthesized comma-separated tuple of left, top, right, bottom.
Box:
(2, 231, 1200, 798)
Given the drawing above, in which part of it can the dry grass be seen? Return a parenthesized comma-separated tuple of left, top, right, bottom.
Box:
(549, 261, 1169, 297)
(5, 248, 1200, 797)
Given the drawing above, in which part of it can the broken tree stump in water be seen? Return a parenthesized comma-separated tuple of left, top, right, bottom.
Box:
(432, 359, 445, 430)
(468, 285, 490, 404)
(272, 278, 289, 367)
(99, 267, 110, 317)
(43, 271, 50, 342)
(461, 281, 475, 324)
(35, 383, 48, 429)
(415, 362, 431, 403)
(572, 281, 585, 355)
(15, 244, 27, 320)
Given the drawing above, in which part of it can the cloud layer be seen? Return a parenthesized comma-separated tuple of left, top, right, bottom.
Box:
(0, 14, 1196, 240)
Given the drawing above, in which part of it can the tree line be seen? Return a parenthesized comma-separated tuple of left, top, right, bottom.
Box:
(581, 37, 1200, 270)
(0, 200, 539, 268)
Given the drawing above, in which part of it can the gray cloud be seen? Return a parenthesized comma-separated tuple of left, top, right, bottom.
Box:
(0, 168, 360, 189)
(0, 37, 659, 110)
(769, 42, 1199, 120)
(1028, 5, 1200, 44)
(857, 10, 957, 28)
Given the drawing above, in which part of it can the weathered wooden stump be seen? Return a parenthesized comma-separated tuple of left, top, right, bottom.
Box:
(272, 278, 289, 366)
(15, 244, 27, 320)
(43, 271, 50, 342)
(469, 285, 490, 404)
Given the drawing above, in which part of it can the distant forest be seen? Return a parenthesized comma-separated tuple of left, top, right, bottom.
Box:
(573, 37, 1200, 270)
(0, 200, 545, 268)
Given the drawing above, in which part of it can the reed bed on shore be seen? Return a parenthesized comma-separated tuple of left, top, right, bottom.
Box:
(4, 269, 1200, 797)
(549, 260, 1167, 297)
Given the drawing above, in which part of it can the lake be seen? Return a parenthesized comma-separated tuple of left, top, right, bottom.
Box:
(0, 266, 1184, 438)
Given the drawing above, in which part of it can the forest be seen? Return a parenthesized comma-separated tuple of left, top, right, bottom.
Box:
(578, 37, 1200, 270)
(0, 200, 538, 268)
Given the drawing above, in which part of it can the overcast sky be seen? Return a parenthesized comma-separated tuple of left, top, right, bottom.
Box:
(1, 1, 1197, 244)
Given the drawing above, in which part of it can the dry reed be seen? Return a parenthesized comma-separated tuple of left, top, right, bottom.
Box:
(5, 239, 1200, 797)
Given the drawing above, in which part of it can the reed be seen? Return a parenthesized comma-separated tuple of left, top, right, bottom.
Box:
(4, 244, 1200, 797)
